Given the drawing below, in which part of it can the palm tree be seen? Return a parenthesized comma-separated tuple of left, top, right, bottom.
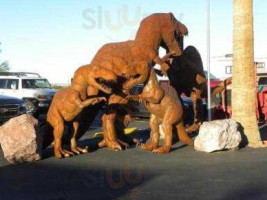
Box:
(232, 0, 263, 147)
(0, 42, 10, 72)
(0, 61, 9, 72)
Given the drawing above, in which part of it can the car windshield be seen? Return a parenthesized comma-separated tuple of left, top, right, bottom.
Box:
(22, 79, 51, 89)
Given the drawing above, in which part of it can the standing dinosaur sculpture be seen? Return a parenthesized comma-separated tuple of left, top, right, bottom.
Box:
(127, 68, 194, 154)
(92, 13, 188, 82)
(90, 13, 188, 150)
(46, 65, 117, 158)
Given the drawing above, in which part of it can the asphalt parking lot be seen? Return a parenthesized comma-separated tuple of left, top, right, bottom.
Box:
(0, 119, 267, 200)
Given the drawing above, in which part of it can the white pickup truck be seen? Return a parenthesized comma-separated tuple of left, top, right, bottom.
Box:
(0, 72, 57, 117)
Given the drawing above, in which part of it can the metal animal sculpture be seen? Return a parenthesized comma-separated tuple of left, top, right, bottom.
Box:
(160, 46, 232, 133)
(90, 13, 188, 150)
(47, 87, 106, 158)
(72, 64, 117, 100)
(127, 68, 194, 154)
(46, 65, 117, 158)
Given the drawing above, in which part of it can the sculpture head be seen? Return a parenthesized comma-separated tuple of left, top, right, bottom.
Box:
(160, 13, 188, 55)
(136, 13, 188, 55)
(89, 66, 117, 94)
(122, 61, 150, 90)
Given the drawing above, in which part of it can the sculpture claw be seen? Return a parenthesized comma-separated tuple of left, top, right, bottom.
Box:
(71, 146, 88, 154)
(55, 148, 75, 159)
(141, 142, 158, 151)
(133, 138, 141, 146)
(106, 140, 122, 151)
(160, 63, 169, 76)
(98, 139, 107, 148)
(152, 145, 171, 154)
(185, 122, 201, 133)
(118, 139, 130, 149)
(98, 139, 124, 151)
(64, 153, 71, 158)
(80, 146, 89, 153)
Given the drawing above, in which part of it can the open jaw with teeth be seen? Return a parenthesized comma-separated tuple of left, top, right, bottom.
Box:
(122, 74, 142, 89)
(95, 77, 116, 94)
(160, 28, 185, 55)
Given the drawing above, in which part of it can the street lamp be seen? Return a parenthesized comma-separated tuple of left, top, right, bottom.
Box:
(207, 0, 212, 121)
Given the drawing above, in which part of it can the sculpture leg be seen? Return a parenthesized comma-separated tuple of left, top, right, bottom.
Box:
(116, 113, 141, 147)
(99, 94, 133, 150)
(186, 88, 203, 133)
(152, 123, 172, 154)
(70, 120, 88, 154)
(176, 121, 194, 147)
(99, 112, 140, 149)
(121, 104, 142, 146)
(152, 109, 175, 154)
(101, 112, 122, 151)
(51, 111, 74, 158)
(142, 114, 159, 151)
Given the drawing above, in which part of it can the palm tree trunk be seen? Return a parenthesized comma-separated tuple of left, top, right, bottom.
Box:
(232, 0, 263, 147)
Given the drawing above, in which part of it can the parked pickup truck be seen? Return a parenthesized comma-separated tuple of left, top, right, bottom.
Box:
(0, 72, 57, 117)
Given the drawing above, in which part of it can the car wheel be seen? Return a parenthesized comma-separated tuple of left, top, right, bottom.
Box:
(25, 100, 39, 118)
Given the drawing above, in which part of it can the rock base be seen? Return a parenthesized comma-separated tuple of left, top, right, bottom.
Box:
(194, 119, 242, 153)
(0, 114, 42, 163)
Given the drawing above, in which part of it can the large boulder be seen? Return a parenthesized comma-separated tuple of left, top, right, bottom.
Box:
(194, 119, 242, 153)
(0, 114, 42, 163)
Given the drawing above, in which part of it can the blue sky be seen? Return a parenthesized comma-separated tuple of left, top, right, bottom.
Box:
(0, 0, 266, 84)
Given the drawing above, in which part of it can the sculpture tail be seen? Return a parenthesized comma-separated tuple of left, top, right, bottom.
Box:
(176, 121, 194, 147)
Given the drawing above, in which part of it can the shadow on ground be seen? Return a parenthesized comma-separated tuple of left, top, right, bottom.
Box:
(0, 160, 155, 200)
(42, 129, 151, 159)
(220, 186, 267, 200)
(42, 126, 197, 159)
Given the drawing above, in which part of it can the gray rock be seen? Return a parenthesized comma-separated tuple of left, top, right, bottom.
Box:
(194, 119, 242, 153)
(0, 114, 42, 163)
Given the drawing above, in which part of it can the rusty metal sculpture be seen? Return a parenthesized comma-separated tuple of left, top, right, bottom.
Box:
(92, 13, 187, 81)
(127, 68, 194, 154)
(72, 64, 117, 100)
(47, 87, 106, 158)
(159, 46, 232, 133)
(44, 13, 188, 153)
(90, 13, 188, 150)
(47, 65, 117, 158)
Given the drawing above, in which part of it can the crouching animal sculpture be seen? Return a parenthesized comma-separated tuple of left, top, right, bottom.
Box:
(47, 65, 117, 158)
(127, 68, 194, 154)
